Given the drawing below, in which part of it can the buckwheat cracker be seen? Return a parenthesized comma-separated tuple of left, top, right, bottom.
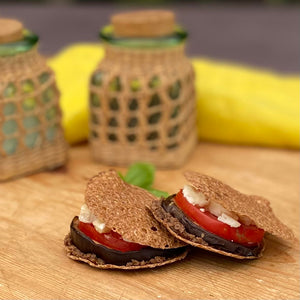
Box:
(149, 171, 294, 259)
(184, 171, 294, 240)
(65, 170, 187, 270)
(85, 170, 184, 249)
(150, 200, 264, 259)
(64, 234, 188, 270)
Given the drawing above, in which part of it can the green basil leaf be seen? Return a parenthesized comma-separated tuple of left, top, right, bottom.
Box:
(117, 171, 125, 181)
(119, 162, 169, 198)
(146, 188, 169, 198)
(124, 162, 155, 189)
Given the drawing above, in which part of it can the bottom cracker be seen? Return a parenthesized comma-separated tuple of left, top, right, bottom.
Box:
(64, 233, 188, 270)
(149, 200, 264, 260)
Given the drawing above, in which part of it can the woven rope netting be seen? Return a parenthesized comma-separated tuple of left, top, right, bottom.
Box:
(0, 48, 67, 181)
(89, 44, 197, 167)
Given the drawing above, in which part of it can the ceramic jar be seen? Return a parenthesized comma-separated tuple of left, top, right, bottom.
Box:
(0, 19, 67, 181)
(89, 11, 197, 167)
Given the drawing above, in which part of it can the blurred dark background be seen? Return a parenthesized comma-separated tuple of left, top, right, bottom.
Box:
(1, 0, 299, 3)
(0, 0, 299, 72)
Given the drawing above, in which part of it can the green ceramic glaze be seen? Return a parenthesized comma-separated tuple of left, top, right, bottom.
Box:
(90, 93, 101, 107)
(22, 98, 36, 111)
(169, 80, 181, 100)
(2, 120, 18, 135)
(130, 79, 141, 92)
(99, 25, 187, 48)
(128, 98, 138, 111)
(108, 117, 118, 127)
(24, 132, 39, 148)
(109, 77, 122, 92)
(38, 72, 50, 84)
(3, 139, 18, 155)
(91, 71, 103, 86)
(45, 107, 57, 121)
(149, 76, 161, 89)
(23, 116, 40, 129)
(109, 97, 119, 111)
(3, 103, 16, 116)
(22, 79, 35, 93)
(148, 94, 161, 107)
(0, 30, 38, 57)
(46, 125, 57, 141)
(42, 87, 55, 104)
(3, 83, 16, 98)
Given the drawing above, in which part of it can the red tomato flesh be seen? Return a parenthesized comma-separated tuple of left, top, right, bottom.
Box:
(78, 221, 146, 252)
(174, 190, 264, 246)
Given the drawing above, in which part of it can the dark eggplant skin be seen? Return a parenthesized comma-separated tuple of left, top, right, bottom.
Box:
(161, 196, 263, 258)
(70, 216, 187, 266)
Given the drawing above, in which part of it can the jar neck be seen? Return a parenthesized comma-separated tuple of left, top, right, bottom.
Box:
(0, 30, 39, 57)
(104, 43, 186, 66)
(100, 25, 187, 49)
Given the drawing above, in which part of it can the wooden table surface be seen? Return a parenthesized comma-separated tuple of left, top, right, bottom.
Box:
(0, 143, 299, 300)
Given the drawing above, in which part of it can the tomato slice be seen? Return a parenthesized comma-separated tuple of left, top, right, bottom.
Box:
(78, 221, 146, 252)
(174, 190, 264, 246)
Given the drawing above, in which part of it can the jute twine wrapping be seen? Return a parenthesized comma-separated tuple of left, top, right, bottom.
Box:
(89, 44, 197, 167)
(0, 48, 67, 181)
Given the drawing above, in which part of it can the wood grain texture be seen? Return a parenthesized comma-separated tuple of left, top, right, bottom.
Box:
(0, 143, 299, 300)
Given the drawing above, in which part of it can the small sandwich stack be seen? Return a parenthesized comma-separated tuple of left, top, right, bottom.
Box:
(64, 170, 187, 270)
(150, 171, 294, 259)
(64, 170, 294, 269)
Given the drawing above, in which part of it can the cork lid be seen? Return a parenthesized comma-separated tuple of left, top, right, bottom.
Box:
(0, 18, 24, 44)
(111, 10, 175, 38)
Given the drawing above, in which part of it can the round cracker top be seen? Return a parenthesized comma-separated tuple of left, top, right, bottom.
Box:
(85, 170, 184, 249)
(184, 171, 294, 241)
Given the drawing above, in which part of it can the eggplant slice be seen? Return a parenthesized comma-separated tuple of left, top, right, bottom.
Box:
(149, 196, 264, 259)
(64, 216, 188, 270)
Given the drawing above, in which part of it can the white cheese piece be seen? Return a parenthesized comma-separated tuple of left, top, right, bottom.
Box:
(208, 201, 227, 217)
(92, 219, 110, 234)
(182, 185, 242, 228)
(217, 213, 241, 228)
(208, 201, 239, 220)
(78, 204, 110, 233)
(78, 204, 96, 223)
(183, 185, 208, 207)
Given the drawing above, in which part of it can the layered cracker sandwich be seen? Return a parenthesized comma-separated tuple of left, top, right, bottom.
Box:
(64, 170, 188, 269)
(150, 171, 294, 259)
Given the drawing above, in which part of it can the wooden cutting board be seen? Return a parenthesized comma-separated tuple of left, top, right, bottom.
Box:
(0, 143, 299, 300)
